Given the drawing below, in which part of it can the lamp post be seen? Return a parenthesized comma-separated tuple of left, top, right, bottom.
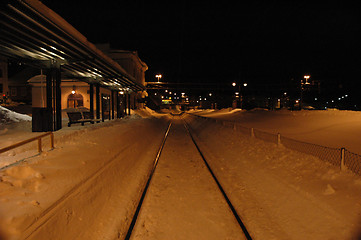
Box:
(155, 74, 162, 82)
(232, 82, 247, 108)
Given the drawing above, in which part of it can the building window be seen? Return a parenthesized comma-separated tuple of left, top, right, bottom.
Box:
(67, 93, 84, 108)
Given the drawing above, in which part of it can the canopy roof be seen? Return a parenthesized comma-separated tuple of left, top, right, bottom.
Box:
(0, 0, 145, 91)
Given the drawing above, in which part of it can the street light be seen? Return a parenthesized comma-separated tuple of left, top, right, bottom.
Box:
(232, 82, 247, 108)
(155, 74, 162, 82)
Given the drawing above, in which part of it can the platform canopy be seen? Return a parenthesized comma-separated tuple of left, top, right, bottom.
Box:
(0, 0, 145, 92)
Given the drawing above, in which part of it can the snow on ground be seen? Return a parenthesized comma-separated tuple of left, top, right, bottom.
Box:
(0, 106, 31, 124)
(131, 119, 246, 239)
(0, 108, 170, 239)
(0, 107, 361, 239)
(186, 115, 361, 239)
(196, 108, 361, 155)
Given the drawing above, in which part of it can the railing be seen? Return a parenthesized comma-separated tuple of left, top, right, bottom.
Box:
(0, 132, 54, 155)
(188, 113, 361, 176)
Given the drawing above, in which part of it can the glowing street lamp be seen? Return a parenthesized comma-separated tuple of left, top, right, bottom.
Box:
(304, 75, 310, 84)
(232, 82, 247, 108)
(155, 74, 162, 82)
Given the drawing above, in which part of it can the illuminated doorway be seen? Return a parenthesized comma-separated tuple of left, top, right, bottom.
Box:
(67, 93, 84, 108)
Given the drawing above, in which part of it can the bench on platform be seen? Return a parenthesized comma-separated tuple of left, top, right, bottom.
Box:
(67, 111, 98, 127)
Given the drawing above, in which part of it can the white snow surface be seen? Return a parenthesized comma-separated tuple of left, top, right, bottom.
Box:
(195, 108, 361, 154)
(0, 106, 32, 124)
(0, 108, 361, 239)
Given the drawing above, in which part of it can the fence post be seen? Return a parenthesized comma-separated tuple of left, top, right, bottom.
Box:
(341, 148, 346, 171)
(277, 133, 281, 146)
(251, 128, 255, 138)
(38, 138, 42, 153)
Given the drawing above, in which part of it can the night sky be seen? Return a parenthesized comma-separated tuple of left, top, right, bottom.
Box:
(42, 1, 360, 95)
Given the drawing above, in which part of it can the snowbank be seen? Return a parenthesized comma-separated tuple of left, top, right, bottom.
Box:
(193, 109, 361, 154)
(0, 106, 31, 124)
(0, 113, 170, 239)
(185, 114, 361, 239)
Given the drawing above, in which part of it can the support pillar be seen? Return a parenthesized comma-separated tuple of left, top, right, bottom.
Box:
(33, 63, 61, 132)
(45, 65, 61, 131)
(89, 83, 94, 119)
(124, 92, 128, 115)
(108, 94, 111, 120)
(96, 84, 100, 120)
(111, 90, 115, 119)
(116, 92, 120, 118)
(127, 92, 131, 115)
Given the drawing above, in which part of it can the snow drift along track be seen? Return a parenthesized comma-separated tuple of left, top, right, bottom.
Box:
(0, 116, 171, 240)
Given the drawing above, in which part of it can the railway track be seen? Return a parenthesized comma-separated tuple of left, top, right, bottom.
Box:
(125, 116, 252, 240)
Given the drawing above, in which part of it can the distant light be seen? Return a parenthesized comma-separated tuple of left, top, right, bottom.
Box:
(315, 98, 317, 101)
(119, 91, 124, 95)
(204, 98, 207, 101)
(155, 93, 157, 95)
(155, 74, 162, 82)
(174, 93, 177, 95)
(342, 96, 344, 99)
(161, 96, 164, 99)
(345, 94, 348, 97)
(284, 92, 287, 96)
(338, 98, 341, 100)
(295, 100, 299, 103)
(71, 90, 75, 94)
(304, 75, 310, 79)
(243, 83, 248, 87)
(165, 90, 168, 93)
(232, 82, 236, 87)
(332, 100, 334, 103)
(209, 93, 212, 96)
(169, 92, 172, 95)
(235, 92, 239, 95)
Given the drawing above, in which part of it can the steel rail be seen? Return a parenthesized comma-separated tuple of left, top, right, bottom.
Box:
(124, 121, 173, 240)
(183, 118, 253, 240)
